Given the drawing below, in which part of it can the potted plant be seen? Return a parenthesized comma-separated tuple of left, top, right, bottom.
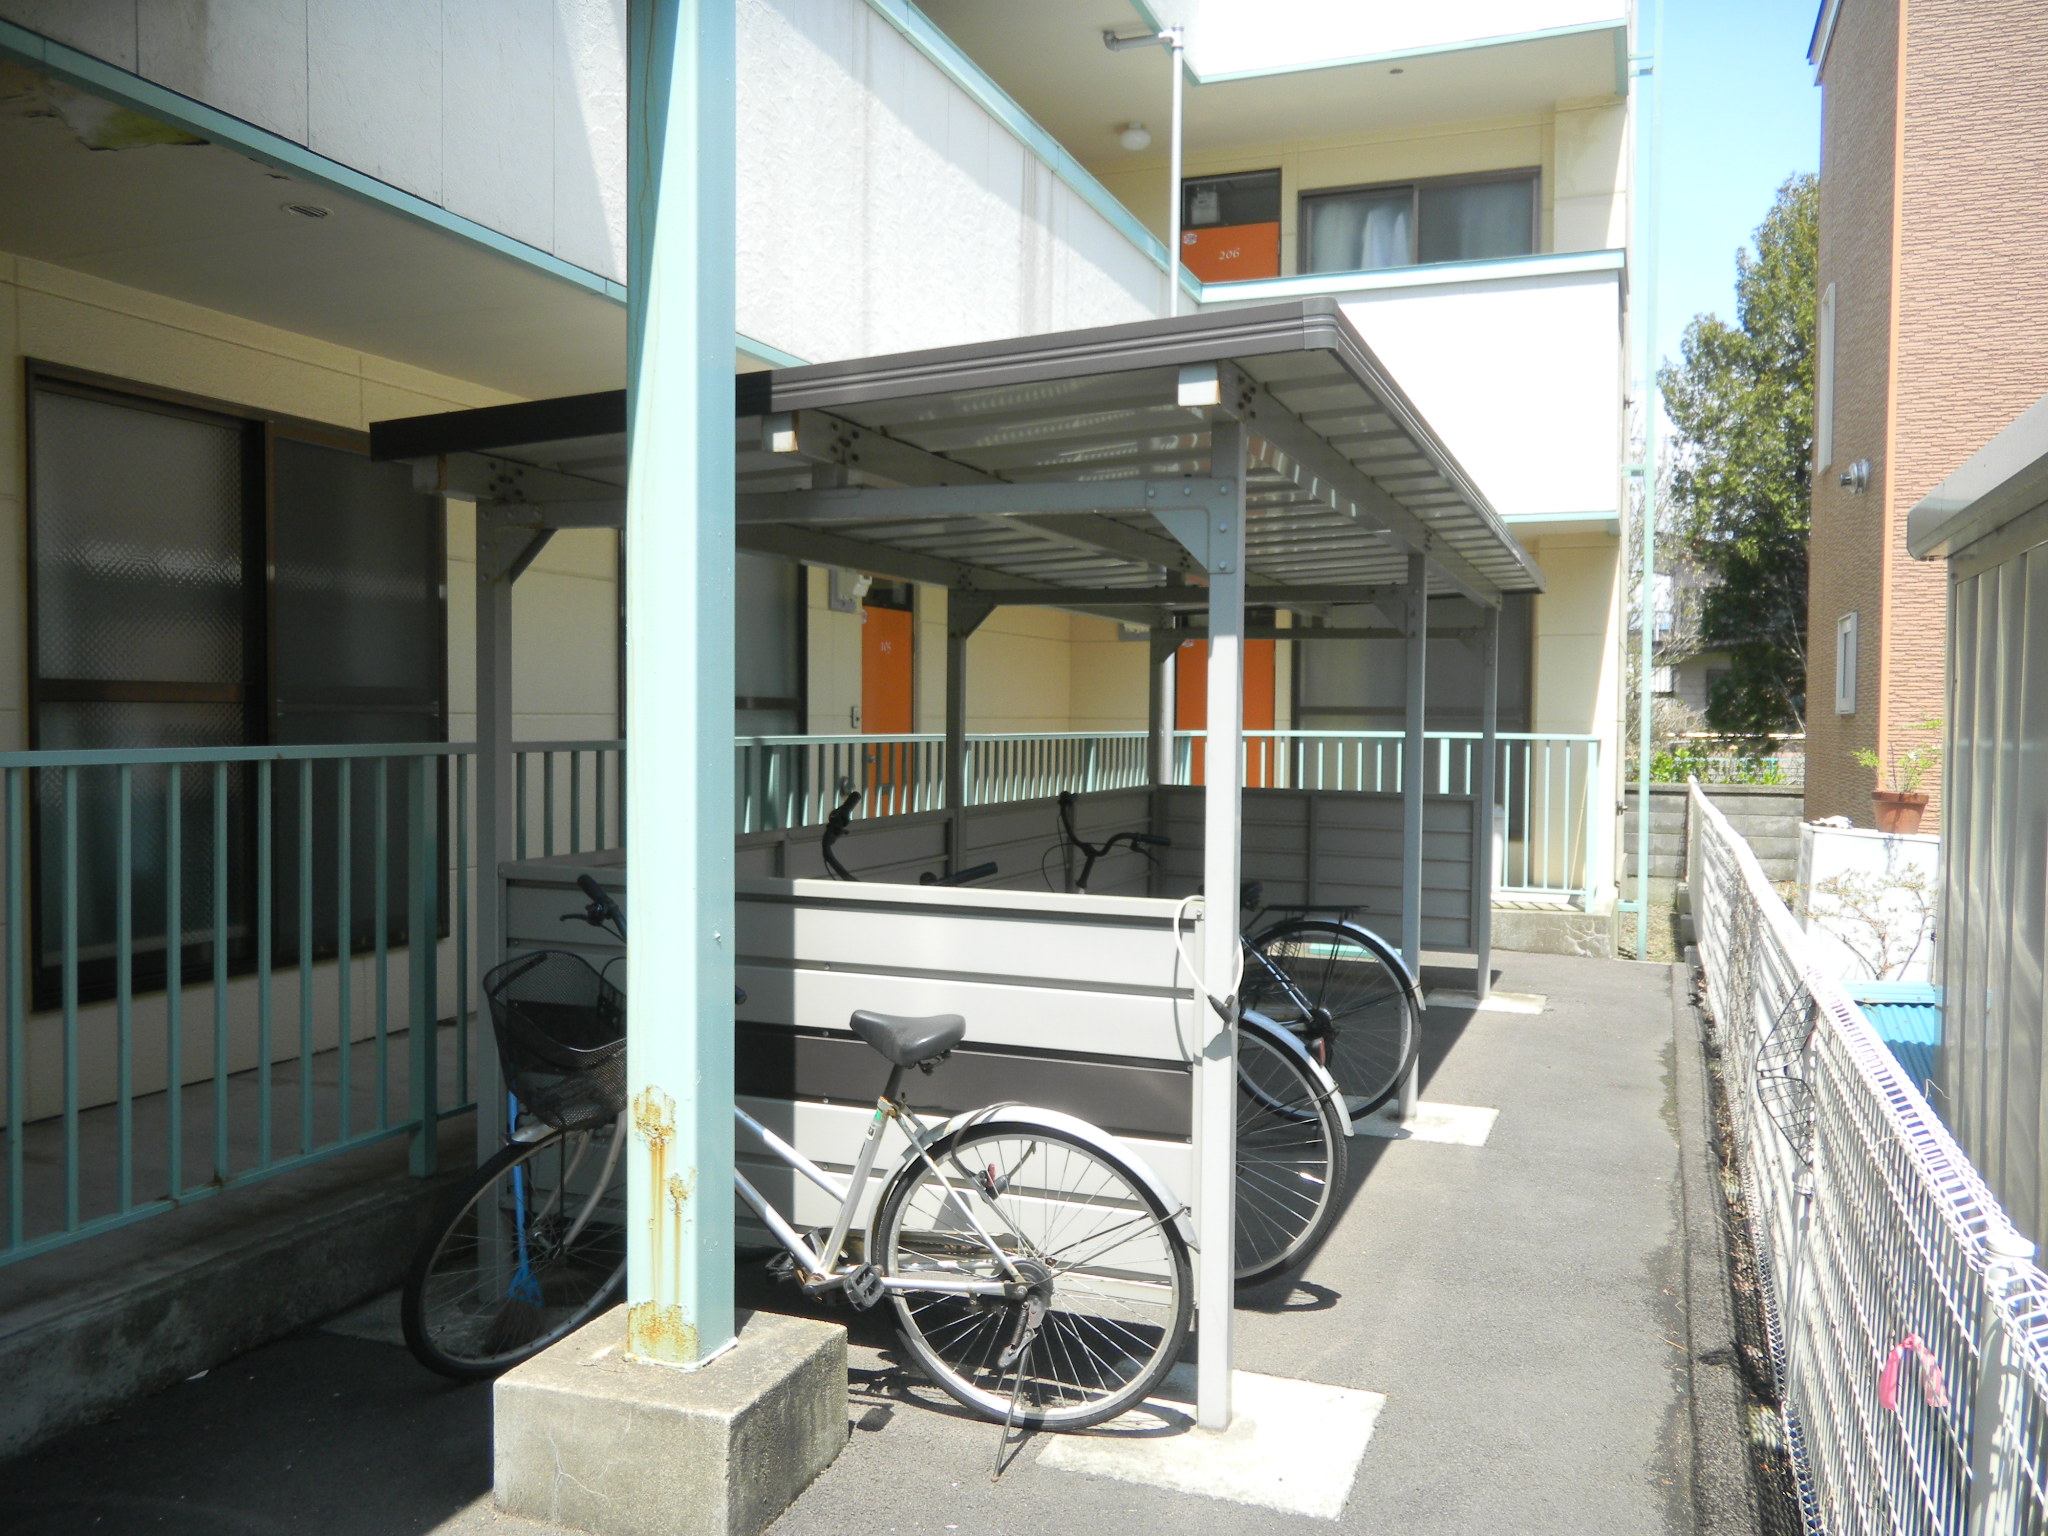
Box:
(1855, 718, 1941, 834)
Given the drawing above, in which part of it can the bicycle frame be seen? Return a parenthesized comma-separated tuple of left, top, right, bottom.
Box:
(730, 1080, 1027, 1301)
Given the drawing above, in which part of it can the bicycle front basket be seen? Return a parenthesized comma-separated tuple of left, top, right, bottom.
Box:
(483, 949, 627, 1132)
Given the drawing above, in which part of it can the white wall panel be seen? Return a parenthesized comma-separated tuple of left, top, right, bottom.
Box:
(3, 0, 135, 68)
(10, 0, 1164, 331)
(735, 0, 1164, 364)
(1336, 269, 1622, 519)
(550, 0, 626, 283)
(305, 0, 443, 204)
(441, 0, 555, 255)
(140, 0, 308, 141)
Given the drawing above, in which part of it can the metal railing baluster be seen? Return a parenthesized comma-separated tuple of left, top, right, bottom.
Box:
(298, 759, 315, 1156)
(256, 761, 273, 1170)
(454, 754, 469, 1106)
(165, 765, 183, 1203)
(570, 751, 583, 854)
(407, 755, 440, 1177)
(374, 759, 390, 1131)
(7, 769, 25, 1250)
(212, 763, 228, 1183)
(542, 751, 556, 856)
(62, 767, 79, 1231)
(336, 760, 352, 1144)
(115, 767, 134, 1213)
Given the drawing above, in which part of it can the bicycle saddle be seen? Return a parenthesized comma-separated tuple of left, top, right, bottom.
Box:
(849, 1009, 966, 1067)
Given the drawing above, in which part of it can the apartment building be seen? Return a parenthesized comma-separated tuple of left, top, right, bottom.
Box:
(0, 0, 1639, 1448)
(1805, 0, 2048, 825)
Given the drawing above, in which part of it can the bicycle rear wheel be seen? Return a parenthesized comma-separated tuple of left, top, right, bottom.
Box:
(1245, 918, 1419, 1122)
(403, 1123, 626, 1380)
(875, 1120, 1192, 1430)
(1235, 1018, 1348, 1286)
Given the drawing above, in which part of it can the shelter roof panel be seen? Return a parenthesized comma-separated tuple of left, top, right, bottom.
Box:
(371, 300, 1541, 606)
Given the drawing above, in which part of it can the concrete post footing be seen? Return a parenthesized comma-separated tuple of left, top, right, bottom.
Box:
(493, 1306, 847, 1536)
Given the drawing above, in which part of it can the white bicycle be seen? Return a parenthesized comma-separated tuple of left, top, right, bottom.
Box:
(405, 876, 1195, 1432)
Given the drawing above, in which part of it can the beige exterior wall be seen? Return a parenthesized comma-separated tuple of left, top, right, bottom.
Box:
(800, 573, 1153, 738)
(1525, 529, 1623, 737)
(0, 252, 620, 755)
(1084, 98, 1626, 275)
(1809, 0, 2048, 828)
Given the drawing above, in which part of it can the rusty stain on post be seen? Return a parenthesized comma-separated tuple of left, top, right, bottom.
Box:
(628, 1085, 698, 1362)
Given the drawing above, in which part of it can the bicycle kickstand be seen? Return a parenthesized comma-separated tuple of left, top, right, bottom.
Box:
(991, 1295, 1047, 1481)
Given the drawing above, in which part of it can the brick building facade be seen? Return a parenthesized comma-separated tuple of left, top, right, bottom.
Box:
(1806, 0, 2048, 826)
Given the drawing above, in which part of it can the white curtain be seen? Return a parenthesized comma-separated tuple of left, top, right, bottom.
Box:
(1305, 191, 1412, 274)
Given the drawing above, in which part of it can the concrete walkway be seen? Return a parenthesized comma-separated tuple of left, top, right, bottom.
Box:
(0, 951, 1741, 1534)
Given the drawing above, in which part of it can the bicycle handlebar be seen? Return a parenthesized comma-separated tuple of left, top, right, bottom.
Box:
(821, 791, 861, 881)
(1056, 791, 1171, 892)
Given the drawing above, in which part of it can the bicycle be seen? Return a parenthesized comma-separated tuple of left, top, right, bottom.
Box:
(1051, 792, 1422, 1124)
(1053, 792, 1351, 1286)
(406, 873, 1195, 1433)
(820, 790, 996, 886)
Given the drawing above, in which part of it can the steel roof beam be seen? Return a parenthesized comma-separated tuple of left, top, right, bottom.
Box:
(734, 477, 1236, 524)
(1206, 361, 1523, 606)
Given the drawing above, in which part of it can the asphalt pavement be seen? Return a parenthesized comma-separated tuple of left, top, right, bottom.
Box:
(0, 951, 1741, 1535)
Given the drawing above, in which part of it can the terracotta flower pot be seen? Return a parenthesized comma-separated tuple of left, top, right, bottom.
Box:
(1872, 790, 1929, 835)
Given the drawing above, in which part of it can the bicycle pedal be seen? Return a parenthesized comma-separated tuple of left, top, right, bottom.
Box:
(841, 1263, 886, 1311)
(764, 1249, 797, 1280)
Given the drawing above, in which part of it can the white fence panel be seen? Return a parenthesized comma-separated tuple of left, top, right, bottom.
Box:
(1689, 781, 2048, 1534)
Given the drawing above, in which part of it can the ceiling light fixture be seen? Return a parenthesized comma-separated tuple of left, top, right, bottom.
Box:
(282, 202, 331, 219)
(1118, 121, 1153, 152)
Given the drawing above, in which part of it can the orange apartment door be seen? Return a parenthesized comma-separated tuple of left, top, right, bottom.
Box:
(1174, 638, 1276, 786)
(860, 602, 915, 811)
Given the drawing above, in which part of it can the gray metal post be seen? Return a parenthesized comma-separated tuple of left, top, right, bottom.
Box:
(1474, 607, 1499, 1002)
(1398, 553, 1428, 1117)
(1149, 633, 1175, 786)
(945, 626, 968, 858)
(473, 508, 514, 1163)
(942, 597, 990, 874)
(1195, 420, 1247, 1431)
(621, 0, 737, 1367)
(1165, 26, 1185, 318)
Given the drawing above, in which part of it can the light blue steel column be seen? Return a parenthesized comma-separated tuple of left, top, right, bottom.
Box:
(624, 0, 737, 1367)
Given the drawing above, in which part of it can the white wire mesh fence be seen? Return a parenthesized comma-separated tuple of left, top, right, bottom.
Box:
(1688, 782, 2048, 1533)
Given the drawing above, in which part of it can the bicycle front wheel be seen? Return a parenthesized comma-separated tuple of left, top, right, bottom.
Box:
(402, 1123, 627, 1380)
(1235, 1017, 1348, 1286)
(875, 1121, 1192, 1430)
(1246, 919, 1419, 1122)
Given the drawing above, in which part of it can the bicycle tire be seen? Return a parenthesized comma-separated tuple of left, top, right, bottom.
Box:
(402, 1125, 627, 1380)
(1245, 918, 1419, 1122)
(1234, 1016, 1349, 1286)
(874, 1120, 1192, 1430)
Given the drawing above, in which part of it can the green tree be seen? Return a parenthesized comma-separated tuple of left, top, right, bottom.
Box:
(1658, 173, 1817, 736)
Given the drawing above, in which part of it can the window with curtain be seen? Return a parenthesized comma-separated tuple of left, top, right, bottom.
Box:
(1301, 171, 1538, 275)
(26, 367, 445, 1006)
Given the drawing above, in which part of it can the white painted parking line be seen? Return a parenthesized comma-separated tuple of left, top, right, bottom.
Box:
(1426, 988, 1547, 1013)
(1355, 1100, 1499, 1146)
(1038, 1365, 1386, 1520)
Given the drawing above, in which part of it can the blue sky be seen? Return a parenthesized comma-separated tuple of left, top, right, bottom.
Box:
(1652, 0, 1823, 371)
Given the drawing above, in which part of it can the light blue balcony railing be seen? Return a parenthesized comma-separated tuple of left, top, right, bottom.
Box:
(0, 742, 474, 1266)
(1170, 730, 1606, 898)
(2, 727, 1601, 1264)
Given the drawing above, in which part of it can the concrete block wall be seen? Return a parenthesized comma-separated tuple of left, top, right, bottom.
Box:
(1622, 783, 1803, 902)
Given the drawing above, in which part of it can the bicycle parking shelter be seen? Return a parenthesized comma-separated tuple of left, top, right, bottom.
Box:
(373, 298, 1545, 1429)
